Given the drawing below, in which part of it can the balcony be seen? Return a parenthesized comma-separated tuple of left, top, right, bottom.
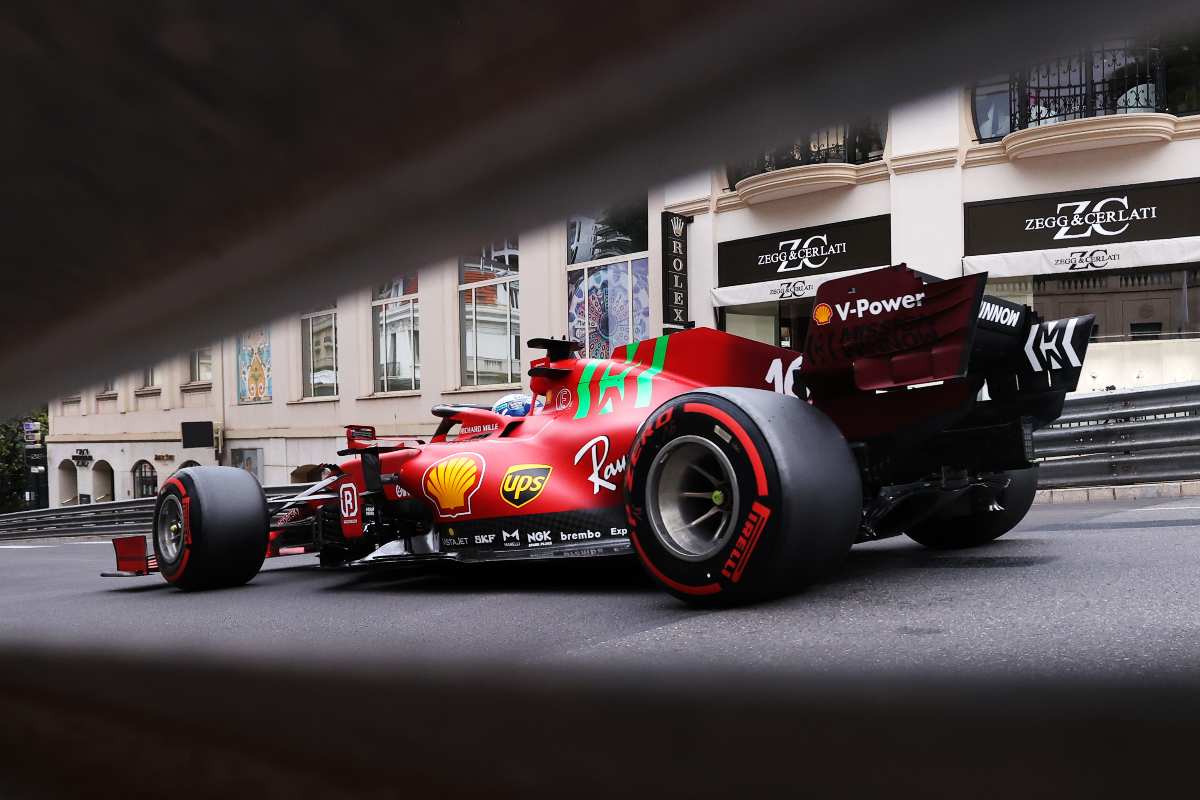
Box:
(724, 121, 887, 206)
(972, 36, 1200, 144)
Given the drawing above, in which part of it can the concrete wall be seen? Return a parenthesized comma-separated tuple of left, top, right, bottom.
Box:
(1076, 339, 1200, 393)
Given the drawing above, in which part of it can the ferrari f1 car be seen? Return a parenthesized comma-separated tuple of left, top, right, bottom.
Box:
(105, 265, 1094, 605)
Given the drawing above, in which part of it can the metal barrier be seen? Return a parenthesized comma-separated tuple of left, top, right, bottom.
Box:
(0, 483, 313, 541)
(1034, 382, 1200, 489)
(6, 385, 1196, 537)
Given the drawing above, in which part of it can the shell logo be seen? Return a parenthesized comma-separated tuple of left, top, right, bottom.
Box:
(422, 452, 486, 517)
(812, 302, 834, 326)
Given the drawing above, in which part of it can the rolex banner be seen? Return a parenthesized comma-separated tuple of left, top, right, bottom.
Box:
(963, 178, 1200, 278)
(662, 211, 690, 330)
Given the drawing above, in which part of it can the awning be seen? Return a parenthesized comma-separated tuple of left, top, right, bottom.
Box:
(962, 235, 1200, 278)
(710, 265, 886, 307)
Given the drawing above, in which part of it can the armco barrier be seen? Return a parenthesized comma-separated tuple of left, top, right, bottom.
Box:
(0, 483, 313, 541)
(5, 384, 1197, 538)
(1034, 382, 1200, 489)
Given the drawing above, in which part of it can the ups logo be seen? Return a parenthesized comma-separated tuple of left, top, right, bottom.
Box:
(500, 464, 552, 508)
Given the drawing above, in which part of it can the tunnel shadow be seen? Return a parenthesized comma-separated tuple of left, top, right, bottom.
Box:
(99, 532, 1059, 602)
(828, 536, 1058, 583)
(320, 555, 657, 597)
(318, 533, 1059, 605)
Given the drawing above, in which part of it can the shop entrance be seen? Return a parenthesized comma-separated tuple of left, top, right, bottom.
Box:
(719, 297, 813, 351)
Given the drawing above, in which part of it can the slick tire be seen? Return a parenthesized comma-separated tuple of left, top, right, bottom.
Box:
(904, 466, 1039, 550)
(153, 466, 268, 591)
(625, 388, 862, 607)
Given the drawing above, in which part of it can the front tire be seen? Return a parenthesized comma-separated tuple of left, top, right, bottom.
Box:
(154, 466, 268, 591)
(625, 388, 861, 606)
(904, 466, 1038, 550)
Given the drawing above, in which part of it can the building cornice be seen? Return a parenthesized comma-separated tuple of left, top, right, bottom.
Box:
(47, 423, 440, 444)
(887, 146, 959, 175)
(663, 196, 711, 216)
(47, 433, 182, 444)
(964, 113, 1194, 168)
(1171, 114, 1200, 140)
(962, 141, 1008, 168)
(725, 160, 889, 209)
(714, 190, 746, 212)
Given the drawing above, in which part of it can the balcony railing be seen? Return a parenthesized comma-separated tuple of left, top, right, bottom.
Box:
(727, 120, 887, 188)
(973, 36, 1200, 142)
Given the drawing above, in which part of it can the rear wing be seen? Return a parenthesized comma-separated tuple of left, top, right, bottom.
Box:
(799, 264, 1094, 442)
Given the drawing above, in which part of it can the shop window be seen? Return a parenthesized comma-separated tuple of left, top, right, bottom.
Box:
(722, 302, 779, 346)
(567, 201, 648, 266)
(719, 298, 813, 351)
(567, 258, 651, 359)
(132, 460, 157, 499)
(189, 348, 213, 383)
(301, 307, 338, 397)
(726, 118, 887, 187)
(566, 203, 650, 358)
(231, 448, 263, 482)
(459, 241, 520, 387)
(372, 273, 420, 392)
(971, 34, 1200, 142)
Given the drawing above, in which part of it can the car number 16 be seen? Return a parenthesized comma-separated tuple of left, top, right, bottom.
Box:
(764, 355, 805, 397)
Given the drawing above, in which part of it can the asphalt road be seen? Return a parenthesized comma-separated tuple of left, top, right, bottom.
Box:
(4, 497, 1200, 677)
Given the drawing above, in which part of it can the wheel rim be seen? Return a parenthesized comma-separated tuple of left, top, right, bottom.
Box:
(646, 435, 741, 562)
(156, 494, 185, 564)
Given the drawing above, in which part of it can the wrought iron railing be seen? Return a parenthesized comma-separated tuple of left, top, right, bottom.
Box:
(726, 119, 887, 188)
(973, 36, 1200, 142)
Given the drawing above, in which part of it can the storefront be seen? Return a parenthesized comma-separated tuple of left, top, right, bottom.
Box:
(712, 215, 890, 350)
(963, 179, 1200, 342)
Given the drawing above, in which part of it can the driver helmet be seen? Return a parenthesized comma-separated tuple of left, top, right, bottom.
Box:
(492, 393, 544, 417)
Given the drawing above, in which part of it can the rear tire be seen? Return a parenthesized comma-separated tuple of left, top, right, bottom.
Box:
(154, 466, 268, 590)
(625, 388, 861, 607)
(904, 466, 1038, 550)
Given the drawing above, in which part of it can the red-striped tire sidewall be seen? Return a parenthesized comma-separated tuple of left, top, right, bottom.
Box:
(155, 474, 199, 585)
(625, 394, 785, 603)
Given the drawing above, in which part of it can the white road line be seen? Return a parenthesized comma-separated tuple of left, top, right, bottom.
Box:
(0, 545, 57, 549)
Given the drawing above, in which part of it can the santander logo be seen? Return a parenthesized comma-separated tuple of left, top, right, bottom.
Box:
(833, 292, 925, 322)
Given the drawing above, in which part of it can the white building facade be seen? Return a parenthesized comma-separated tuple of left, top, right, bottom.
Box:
(49, 33, 1200, 504)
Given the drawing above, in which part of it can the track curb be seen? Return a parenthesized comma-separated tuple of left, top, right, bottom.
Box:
(1034, 480, 1200, 504)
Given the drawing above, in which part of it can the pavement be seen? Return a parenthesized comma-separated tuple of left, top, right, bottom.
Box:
(3, 497, 1200, 678)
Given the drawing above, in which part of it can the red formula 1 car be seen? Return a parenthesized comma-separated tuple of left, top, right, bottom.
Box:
(105, 265, 1094, 605)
